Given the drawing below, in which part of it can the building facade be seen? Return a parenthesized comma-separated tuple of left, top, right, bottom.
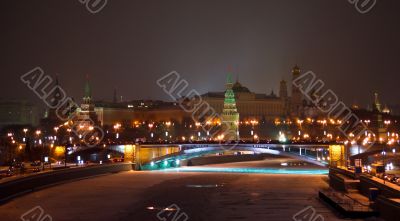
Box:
(0, 100, 39, 128)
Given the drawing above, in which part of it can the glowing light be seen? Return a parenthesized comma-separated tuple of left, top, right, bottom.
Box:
(279, 133, 287, 142)
(114, 123, 121, 130)
(54, 146, 65, 156)
(161, 167, 328, 175)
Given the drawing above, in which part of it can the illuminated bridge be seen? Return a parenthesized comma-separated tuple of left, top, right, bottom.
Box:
(114, 142, 347, 170)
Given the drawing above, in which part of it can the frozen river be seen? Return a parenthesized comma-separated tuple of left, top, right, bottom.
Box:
(0, 157, 350, 221)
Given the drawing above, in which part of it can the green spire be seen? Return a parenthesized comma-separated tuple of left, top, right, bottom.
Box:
(226, 74, 233, 85)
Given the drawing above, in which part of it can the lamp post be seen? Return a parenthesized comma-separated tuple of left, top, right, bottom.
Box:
(114, 123, 121, 141)
(383, 148, 386, 185)
(148, 123, 154, 141)
(165, 121, 171, 141)
(35, 130, 44, 170)
(384, 120, 391, 142)
(23, 128, 28, 142)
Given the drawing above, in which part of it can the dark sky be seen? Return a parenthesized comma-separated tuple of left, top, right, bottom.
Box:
(1, 0, 399, 110)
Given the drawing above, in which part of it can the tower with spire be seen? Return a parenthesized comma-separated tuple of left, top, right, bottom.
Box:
(221, 74, 240, 140)
(83, 75, 92, 105)
(73, 75, 100, 128)
(372, 92, 382, 112)
(291, 65, 303, 116)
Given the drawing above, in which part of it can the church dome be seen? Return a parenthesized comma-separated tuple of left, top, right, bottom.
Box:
(292, 65, 300, 75)
(232, 81, 250, 93)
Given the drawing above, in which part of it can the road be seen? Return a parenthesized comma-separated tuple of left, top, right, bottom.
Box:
(0, 157, 352, 221)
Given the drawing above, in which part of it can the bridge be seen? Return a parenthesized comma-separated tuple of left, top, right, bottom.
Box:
(117, 142, 347, 170)
(69, 141, 346, 170)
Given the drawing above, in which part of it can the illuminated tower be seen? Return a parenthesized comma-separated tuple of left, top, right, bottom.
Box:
(221, 74, 239, 140)
(291, 65, 303, 116)
(372, 92, 386, 141)
(82, 75, 92, 106)
(372, 92, 382, 112)
(74, 75, 100, 128)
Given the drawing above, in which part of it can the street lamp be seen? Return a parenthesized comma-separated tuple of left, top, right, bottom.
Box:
(53, 127, 59, 143)
(165, 121, 171, 141)
(22, 128, 28, 142)
(35, 130, 45, 170)
(148, 123, 154, 141)
(114, 123, 121, 140)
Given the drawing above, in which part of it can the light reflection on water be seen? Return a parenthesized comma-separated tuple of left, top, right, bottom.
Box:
(161, 167, 328, 175)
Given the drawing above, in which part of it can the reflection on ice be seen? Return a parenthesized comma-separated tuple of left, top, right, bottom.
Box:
(162, 167, 328, 175)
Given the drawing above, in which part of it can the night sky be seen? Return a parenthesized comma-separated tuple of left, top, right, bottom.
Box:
(1, 0, 399, 111)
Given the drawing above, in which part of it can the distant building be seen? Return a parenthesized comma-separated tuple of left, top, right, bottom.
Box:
(93, 101, 189, 126)
(72, 65, 376, 129)
(193, 66, 307, 121)
(0, 100, 39, 128)
(57, 77, 190, 128)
